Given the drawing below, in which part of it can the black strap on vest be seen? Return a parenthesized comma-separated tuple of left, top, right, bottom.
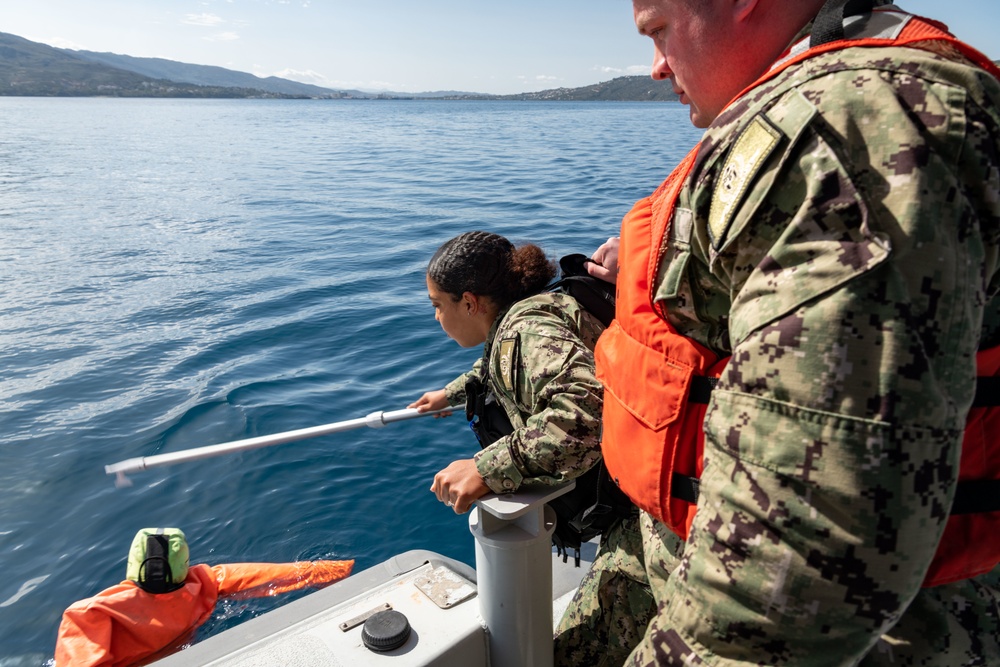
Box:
(671, 375, 715, 502)
(136, 534, 183, 594)
(688, 376, 719, 405)
(671, 473, 701, 504)
(810, 0, 876, 47)
(951, 375, 1000, 514)
(973, 377, 1000, 407)
(466, 377, 516, 449)
(552, 254, 617, 328)
(952, 371, 1000, 513)
(672, 474, 1000, 515)
(951, 480, 1000, 515)
(677, 373, 1000, 515)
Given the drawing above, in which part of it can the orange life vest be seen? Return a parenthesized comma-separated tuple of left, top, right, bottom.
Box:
(595, 9, 1000, 587)
(54, 559, 354, 667)
(596, 150, 728, 540)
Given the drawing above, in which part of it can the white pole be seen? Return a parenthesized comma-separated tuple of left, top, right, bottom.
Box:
(469, 484, 574, 667)
(105, 406, 455, 487)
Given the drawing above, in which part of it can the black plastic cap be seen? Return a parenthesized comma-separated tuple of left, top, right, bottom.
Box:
(361, 609, 411, 652)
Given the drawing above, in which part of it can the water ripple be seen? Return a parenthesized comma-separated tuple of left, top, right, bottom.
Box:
(0, 97, 702, 661)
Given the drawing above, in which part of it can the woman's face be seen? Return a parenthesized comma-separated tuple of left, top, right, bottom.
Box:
(427, 276, 487, 348)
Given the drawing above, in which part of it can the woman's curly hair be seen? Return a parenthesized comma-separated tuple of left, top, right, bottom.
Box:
(427, 231, 556, 307)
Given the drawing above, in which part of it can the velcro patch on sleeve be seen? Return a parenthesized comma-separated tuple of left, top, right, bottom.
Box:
(709, 116, 782, 248)
(497, 336, 519, 392)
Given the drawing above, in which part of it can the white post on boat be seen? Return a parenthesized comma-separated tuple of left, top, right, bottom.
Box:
(469, 483, 574, 667)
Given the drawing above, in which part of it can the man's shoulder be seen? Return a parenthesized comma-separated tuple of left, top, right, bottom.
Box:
(711, 43, 998, 140)
(801, 44, 998, 98)
(697, 41, 1000, 192)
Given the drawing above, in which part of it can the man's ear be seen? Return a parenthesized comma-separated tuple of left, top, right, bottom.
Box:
(733, 0, 762, 23)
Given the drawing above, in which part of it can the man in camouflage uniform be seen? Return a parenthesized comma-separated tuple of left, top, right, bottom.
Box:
(414, 286, 657, 665)
(590, 0, 1000, 664)
(552, 509, 682, 667)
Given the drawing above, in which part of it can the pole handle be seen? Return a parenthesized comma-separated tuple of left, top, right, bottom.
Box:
(105, 405, 457, 485)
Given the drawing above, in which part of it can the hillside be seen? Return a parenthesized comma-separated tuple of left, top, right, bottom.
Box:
(66, 50, 361, 98)
(3, 30, 999, 101)
(417, 76, 678, 102)
(1, 31, 681, 101)
(0, 32, 304, 98)
(63, 45, 676, 101)
(495, 76, 678, 102)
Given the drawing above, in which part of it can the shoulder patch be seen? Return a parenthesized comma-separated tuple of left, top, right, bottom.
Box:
(709, 116, 782, 248)
(497, 336, 519, 392)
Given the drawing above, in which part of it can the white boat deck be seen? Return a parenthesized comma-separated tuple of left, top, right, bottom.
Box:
(150, 543, 596, 667)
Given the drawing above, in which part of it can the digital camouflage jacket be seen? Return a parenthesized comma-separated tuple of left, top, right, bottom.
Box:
(630, 7, 1000, 665)
(445, 292, 606, 494)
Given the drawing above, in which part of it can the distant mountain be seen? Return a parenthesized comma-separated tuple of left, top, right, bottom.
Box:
(65, 44, 678, 101)
(416, 76, 678, 102)
(1, 30, 680, 101)
(494, 77, 678, 102)
(0, 31, 304, 98)
(65, 49, 364, 99)
(3, 29, 998, 102)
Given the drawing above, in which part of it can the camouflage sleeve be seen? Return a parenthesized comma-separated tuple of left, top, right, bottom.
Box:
(444, 358, 482, 406)
(651, 64, 1000, 662)
(474, 311, 604, 494)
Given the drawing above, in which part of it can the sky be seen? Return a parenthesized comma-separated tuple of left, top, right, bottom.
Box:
(2, 1, 999, 95)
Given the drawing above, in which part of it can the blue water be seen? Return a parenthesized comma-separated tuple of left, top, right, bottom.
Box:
(0, 97, 701, 664)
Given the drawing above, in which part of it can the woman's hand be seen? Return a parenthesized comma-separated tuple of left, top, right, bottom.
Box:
(431, 459, 490, 513)
(586, 236, 620, 283)
(408, 389, 452, 416)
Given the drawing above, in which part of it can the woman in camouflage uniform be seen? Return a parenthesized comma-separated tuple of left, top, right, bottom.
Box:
(411, 230, 605, 510)
(409, 230, 654, 666)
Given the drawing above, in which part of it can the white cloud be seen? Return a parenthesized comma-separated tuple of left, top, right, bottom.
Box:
(271, 68, 329, 86)
(184, 13, 225, 27)
(359, 80, 410, 92)
(256, 68, 396, 91)
(45, 36, 87, 50)
(595, 65, 649, 76)
(515, 74, 561, 88)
